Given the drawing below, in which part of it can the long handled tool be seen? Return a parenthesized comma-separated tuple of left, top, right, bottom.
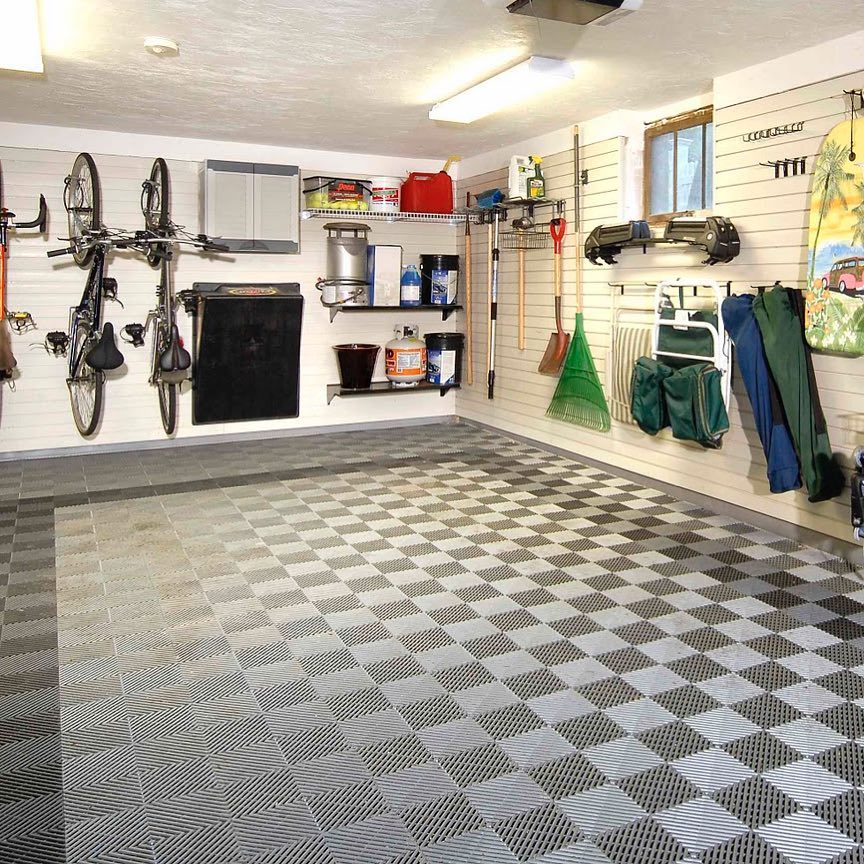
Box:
(486, 216, 493, 389)
(465, 194, 473, 385)
(518, 246, 526, 351)
(538, 216, 569, 374)
(0, 165, 46, 381)
(546, 125, 611, 431)
(487, 209, 501, 399)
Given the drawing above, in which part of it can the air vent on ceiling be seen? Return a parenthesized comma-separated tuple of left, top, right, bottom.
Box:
(503, 0, 643, 26)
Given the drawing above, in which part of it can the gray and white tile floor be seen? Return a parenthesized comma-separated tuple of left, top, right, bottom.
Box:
(2, 423, 864, 864)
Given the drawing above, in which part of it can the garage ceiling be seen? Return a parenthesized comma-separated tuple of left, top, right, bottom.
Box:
(0, 0, 859, 158)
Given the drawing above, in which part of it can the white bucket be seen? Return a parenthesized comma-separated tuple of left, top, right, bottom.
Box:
(369, 176, 402, 212)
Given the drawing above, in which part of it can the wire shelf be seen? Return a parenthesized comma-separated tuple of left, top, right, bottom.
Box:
(500, 230, 551, 251)
(302, 209, 466, 225)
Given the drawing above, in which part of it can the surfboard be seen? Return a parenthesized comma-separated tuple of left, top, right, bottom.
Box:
(805, 116, 864, 355)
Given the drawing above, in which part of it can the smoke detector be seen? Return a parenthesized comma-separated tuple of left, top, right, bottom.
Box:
(484, 0, 643, 26)
(144, 37, 180, 58)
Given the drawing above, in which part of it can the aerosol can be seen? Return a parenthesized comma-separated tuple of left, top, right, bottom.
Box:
(385, 324, 426, 387)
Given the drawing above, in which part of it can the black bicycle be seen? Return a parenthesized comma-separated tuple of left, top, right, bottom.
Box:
(46, 153, 125, 436)
(121, 158, 227, 435)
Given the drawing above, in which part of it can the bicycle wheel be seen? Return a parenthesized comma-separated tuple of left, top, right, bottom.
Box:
(65, 153, 101, 269)
(68, 323, 104, 436)
(153, 324, 177, 435)
(142, 158, 170, 268)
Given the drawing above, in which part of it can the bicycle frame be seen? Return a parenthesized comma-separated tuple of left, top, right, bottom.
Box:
(67, 247, 106, 381)
(144, 248, 177, 385)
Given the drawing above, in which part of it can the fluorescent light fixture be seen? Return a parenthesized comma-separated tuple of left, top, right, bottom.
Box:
(429, 56, 574, 124)
(0, 0, 43, 73)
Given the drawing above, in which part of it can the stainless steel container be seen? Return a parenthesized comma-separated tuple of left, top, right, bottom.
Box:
(325, 221, 370, 279)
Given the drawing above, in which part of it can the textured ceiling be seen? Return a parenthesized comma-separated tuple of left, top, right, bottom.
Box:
(0, 0, 860, 158)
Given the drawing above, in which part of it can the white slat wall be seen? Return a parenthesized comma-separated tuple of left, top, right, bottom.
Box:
(0, 146, 459, 454)
(457, 71, 864, 544)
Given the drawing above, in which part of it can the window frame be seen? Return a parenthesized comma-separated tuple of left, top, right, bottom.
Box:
(643, 106, 714, 224)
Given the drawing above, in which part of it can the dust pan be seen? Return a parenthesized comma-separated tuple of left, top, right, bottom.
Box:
(546, 311, 610, 431)
(545, 125, 611, 432)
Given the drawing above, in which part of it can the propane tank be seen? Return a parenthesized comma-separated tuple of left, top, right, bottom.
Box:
(385, 324, 426, 387)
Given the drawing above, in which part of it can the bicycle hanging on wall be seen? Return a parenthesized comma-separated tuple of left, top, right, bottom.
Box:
(121, 158, 228, 435)
(45, 152, 125, 436)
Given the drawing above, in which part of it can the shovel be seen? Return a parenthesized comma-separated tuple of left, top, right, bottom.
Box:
(538, 217, 570, 375)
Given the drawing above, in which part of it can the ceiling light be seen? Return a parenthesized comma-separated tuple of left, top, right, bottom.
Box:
(429, 56, 575, 124)
(0, 0, 43, 73)
(144, 37, 180, 58)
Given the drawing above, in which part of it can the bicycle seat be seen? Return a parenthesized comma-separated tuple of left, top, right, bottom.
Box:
(86, 323, 125, 371)
(159, 324, 191, 379)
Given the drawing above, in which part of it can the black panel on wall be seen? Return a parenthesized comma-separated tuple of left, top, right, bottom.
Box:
(191, 283, 303, 424)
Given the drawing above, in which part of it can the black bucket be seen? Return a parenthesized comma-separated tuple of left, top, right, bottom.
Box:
(420, 254, 460, 305)
(425, 332, 463, 386)
(333, 343, 380, 389)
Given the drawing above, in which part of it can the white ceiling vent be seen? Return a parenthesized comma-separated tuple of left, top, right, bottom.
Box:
(485, 0, 643, 26)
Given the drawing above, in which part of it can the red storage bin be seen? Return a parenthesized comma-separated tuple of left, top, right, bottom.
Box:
(401, 171, 453, 215)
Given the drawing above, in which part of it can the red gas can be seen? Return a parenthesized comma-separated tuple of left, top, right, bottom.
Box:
(400, 171, 454, 215)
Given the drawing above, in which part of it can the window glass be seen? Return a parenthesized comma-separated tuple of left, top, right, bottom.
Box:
(645, 112, 713, 218)
(676, 125, 703, 211)
(650, 132, 674, 215)
(704, 123, 714, 210)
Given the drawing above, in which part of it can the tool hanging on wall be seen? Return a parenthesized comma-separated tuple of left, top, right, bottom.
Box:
(487, 209, 501, 399)
(0, 165, 47, 383)
(486, 215, 493, 391)
(518, 244, 526, 351)
(546, 125, 611, 432)
(464, 194, 473, 385)
(538, 215, 569, 374)
(850, 92, 859, 161)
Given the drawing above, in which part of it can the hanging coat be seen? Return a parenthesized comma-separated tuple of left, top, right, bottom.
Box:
(722, 294, 801, 494)
(752, 286, 845, 503)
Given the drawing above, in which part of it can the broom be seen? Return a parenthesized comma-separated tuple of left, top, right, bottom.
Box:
(545, 126, 611, 432)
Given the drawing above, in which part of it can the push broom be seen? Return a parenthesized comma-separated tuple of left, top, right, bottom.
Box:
(546, 126, 611, 432)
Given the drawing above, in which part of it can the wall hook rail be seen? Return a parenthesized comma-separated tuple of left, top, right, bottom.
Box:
(759, 157, 807, 178)
(742, 121, 804, 143)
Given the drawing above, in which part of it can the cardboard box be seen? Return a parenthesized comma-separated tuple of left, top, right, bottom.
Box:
(367, 245, 403, 306)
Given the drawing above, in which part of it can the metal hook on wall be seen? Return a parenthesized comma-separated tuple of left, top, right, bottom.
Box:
(844, 89, 864, 113)
(759, 157, 807, 178)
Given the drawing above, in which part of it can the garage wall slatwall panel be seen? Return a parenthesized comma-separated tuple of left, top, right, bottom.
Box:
(457, 72, 864, 544)
(0, 147, 458, 454)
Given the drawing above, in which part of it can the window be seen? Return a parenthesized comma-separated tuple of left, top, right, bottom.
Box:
(644, 107, 713, 221)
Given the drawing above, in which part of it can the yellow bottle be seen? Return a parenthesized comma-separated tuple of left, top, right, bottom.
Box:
(528, 156, 545, 199)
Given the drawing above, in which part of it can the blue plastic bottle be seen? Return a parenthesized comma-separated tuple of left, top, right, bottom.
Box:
(401, 264, 422, 307)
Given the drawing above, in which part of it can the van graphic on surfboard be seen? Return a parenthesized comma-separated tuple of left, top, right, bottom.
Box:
(820, 256, 864, 295)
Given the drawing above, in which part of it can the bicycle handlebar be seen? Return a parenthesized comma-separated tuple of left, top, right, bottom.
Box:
(47, 228, 230, 260)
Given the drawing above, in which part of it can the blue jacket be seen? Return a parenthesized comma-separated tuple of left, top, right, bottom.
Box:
(722, 294, 801, 494)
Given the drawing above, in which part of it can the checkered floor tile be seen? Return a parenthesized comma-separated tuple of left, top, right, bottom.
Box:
(0, 423, 863, 864)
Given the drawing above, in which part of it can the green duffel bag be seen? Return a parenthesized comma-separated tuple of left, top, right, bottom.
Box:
(630, 356, 675, 435)
(662, 362, 730, 449)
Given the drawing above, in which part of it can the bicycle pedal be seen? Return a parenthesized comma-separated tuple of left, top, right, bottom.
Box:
(102, 277, 120, 303)
(177, 290, 199, 315)
(122, 323, 146, 347)
(45, 331, 69, 356)
(8, 312, 35, 333)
